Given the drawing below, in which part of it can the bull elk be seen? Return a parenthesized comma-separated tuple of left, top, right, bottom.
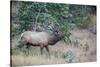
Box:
(18, 29, 64, 55)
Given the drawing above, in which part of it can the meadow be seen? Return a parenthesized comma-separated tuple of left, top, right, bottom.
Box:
(11, 29, 96, 66)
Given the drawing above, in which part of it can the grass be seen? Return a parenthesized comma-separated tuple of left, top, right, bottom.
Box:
(11, 55, 66, 66)
(83, 43, 89, 51)
(65, 50, 74, 63)
(11, 47, 66, 66)
(11, 28, 96, 66)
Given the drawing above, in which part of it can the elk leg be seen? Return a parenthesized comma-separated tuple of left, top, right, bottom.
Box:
(26, 43, 31, 49)
(17, 44, 24, 48)
(40, 45, 44, 55)
(45, 46, 50, 56)
(26, 45, 30, 49)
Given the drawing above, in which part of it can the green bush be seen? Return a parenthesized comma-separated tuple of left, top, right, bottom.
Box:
(65, 50, 74, 63)
(11, 1, 96, 44)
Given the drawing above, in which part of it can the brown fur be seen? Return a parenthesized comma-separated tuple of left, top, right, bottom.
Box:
(19, 31, 64, 55)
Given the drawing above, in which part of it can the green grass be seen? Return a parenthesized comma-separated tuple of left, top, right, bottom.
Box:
(65, 50, 74, 63)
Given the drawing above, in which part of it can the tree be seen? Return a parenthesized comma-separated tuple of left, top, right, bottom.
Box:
(11, 1, 96, 43)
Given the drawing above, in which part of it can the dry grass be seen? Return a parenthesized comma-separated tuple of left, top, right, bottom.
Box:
(11, 45, 67, 66)
(11, 29, 96, 66)
(11, 55, 66, 66)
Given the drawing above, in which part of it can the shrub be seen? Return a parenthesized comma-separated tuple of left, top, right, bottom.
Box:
(65, 50, 74, 63)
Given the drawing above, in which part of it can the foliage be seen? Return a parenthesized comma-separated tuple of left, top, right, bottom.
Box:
(68, 5, 92, 29)
(65, 50, 74, 63)
(11, 1, 96, 43)
(83, 43, 89, 51)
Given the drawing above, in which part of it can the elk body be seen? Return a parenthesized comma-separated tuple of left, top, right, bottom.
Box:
(18, 30, 64, 55)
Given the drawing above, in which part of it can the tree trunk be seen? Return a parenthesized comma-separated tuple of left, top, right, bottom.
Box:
(32, 8, 41, 31)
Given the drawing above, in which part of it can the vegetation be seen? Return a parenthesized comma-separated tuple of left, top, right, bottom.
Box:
(65, 50, 74, 63)
(83, 43, 89, 51)
(11, 1, 96, 43)
(11, 1, 96, 66)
